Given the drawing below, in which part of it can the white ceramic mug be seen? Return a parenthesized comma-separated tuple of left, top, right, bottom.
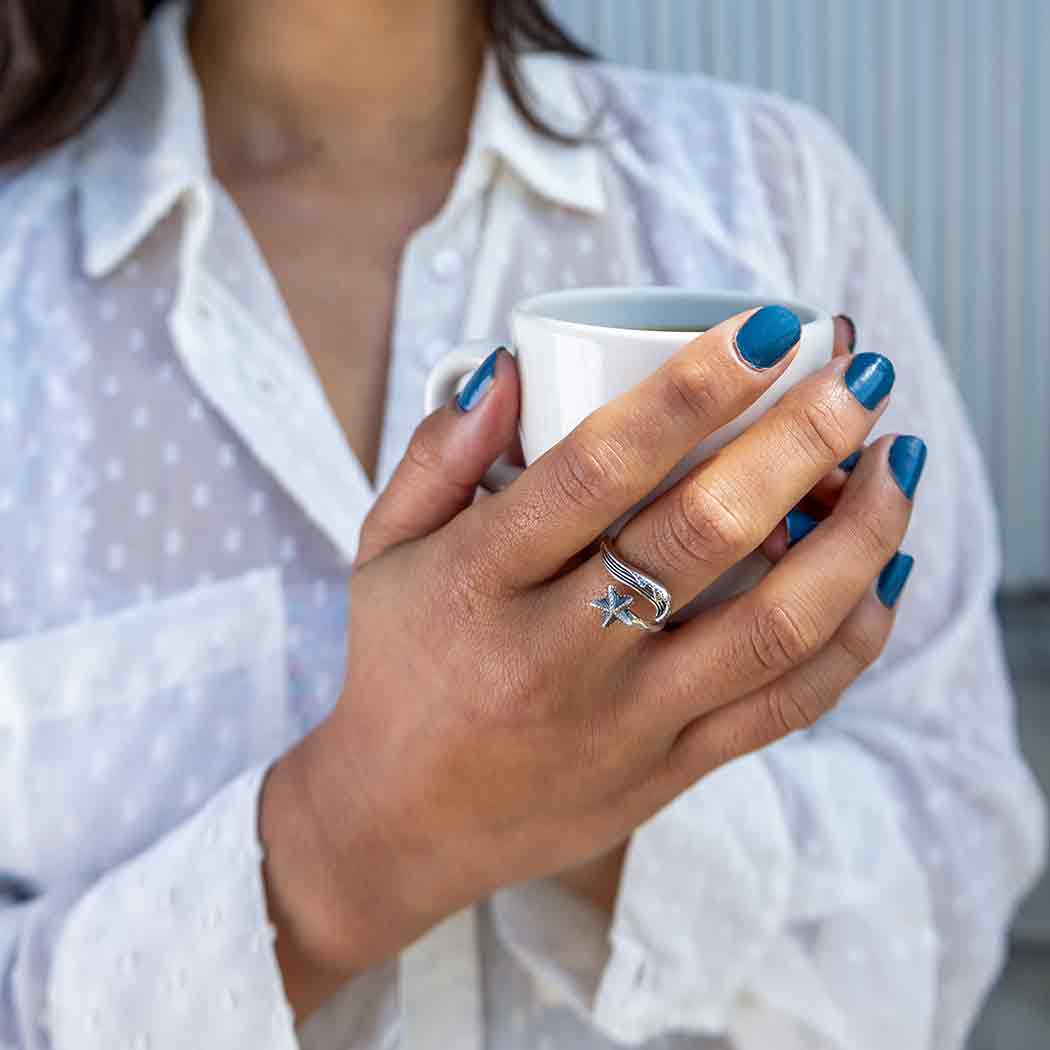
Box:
(424, 287, 833, 613)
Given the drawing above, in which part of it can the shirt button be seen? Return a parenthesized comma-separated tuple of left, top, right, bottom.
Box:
(236, 355, 286, 405)
(253, 368, 278, 397)
(430, 249, 463, 281)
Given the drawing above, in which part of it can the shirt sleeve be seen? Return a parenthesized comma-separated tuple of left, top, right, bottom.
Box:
(1, 763, 395, 1050)
(490, 96, 1047, 1049)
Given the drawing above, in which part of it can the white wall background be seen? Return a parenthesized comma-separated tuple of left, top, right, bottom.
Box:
(547, 0, 1050, 591)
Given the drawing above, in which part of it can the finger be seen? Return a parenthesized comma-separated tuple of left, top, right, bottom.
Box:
(355, 348, 518, 568)
(803, 444, 864, 513)
(660, 579, 905, 795)
(591, 351, 896, 619)
(474, 306, 803, 588)
(833, 313, 857, 357)
(759, 444, 869, 563)
(634, 433, 923, 732)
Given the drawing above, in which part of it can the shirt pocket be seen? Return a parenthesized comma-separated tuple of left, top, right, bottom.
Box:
(0, 567, 289, 885)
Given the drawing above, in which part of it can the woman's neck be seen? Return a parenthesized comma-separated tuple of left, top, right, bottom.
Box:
(189, 0, 485, 177)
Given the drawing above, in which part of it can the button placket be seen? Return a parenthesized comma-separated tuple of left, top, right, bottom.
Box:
(375, 201, 482, 486)
(173, 277, 367, 562)
(193, 289, 294, 412)
(234, 352, 293, 411)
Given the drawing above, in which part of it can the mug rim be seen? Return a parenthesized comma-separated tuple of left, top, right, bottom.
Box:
(511, 285, 829, 343)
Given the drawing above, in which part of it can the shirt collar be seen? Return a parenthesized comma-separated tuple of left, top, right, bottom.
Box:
(467, 50, 606, 216)
(75, 3, 605, 279)
(76, 2, 210, 278)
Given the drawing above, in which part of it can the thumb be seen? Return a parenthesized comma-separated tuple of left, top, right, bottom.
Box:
(355, 348, 518, 568)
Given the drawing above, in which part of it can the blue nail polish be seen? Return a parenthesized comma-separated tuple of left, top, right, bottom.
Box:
(456, 349, 501, 412)
(888, 435, 927, 500)
(735, 306, 802, 370)
(877, 551, 915, 608)
(840, 451, 862, 473)
(845, 352, 895, 410)
(786, 508, 819, 547)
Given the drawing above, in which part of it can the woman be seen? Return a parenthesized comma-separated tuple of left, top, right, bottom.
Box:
(0, 1, 1043, 1048)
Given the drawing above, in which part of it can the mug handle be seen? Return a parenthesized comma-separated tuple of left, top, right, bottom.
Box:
(423, 340, 524, 493)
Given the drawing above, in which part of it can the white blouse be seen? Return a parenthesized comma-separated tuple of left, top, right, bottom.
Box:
(0, 5, 1044, 1050)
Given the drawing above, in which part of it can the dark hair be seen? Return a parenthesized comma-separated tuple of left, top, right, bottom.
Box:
(0, 0, 593, 166)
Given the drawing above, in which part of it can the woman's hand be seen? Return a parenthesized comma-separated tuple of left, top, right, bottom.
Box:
(559, 313, 864, 914)
(260, 308, 920, 1016)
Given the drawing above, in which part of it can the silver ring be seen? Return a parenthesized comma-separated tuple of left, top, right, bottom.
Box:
(589, 539, 672, 633)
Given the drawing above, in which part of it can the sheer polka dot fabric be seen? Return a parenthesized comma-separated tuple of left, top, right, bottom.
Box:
(0, 5, 1043, 1050)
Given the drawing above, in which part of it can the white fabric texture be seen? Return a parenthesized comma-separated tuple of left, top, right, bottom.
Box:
(0, 4, 1045, 1050)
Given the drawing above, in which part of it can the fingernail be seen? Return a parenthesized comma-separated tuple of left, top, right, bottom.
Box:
(735, 305, 801, 369)
(888, 435, 927, 500)
(456, 348, 502, 412)
(840, 451, 862, 473)
(877, 551, 915, 608)
(836, 313, 857, 352)
(786, 508, 819, 547)
(845, 352, 895, 410)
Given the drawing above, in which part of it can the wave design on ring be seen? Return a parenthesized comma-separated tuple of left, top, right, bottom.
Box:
(590, 539, 672, 633)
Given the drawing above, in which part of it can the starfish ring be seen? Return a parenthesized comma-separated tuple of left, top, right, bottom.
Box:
(589, 539, 672, 633)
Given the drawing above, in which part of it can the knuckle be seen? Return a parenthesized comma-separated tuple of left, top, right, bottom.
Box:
(837, 612, 891, 671)
(449, 531, 514, 604)
(663, 358, 721, 426)
(667, 481, 751, 567)
(849, 504, 898, 563)
(764, 685, 822, 736)
(551, 429, 625, 513)
(792, 396, 854, 466)
(404, 422, 445, 476)
(749, 599, 823, 674)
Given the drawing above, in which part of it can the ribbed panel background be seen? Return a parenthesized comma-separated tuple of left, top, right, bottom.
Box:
(547, 0, 1050, 590)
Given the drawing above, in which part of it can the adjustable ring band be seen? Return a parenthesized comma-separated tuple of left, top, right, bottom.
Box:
(589, 538, 673, 633)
